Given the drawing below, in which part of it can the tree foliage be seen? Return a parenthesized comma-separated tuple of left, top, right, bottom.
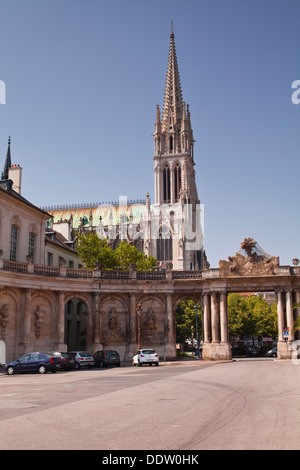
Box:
(228, 293, 277, 340)
(76, 233, 157, 271)
(176, 300, 202, 344)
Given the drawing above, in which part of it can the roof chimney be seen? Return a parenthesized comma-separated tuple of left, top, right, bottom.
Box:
(8, 164, 22, 194)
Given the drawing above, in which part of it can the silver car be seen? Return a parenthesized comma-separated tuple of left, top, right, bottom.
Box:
(69, 351, 94, 369)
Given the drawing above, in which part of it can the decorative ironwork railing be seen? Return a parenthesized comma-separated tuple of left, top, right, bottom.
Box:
(1, 259, 204, 280)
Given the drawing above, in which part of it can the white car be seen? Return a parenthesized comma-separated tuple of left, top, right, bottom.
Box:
(132, 349, 159, 367)
(69, 351, 94, 369)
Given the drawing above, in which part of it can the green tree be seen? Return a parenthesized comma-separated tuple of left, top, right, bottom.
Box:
(114, 241, 157, 271)
(76, 233, 157, 271)
(175, 300, 202, 345)
(228, 293, 277, 343)
(293, 303, 300, 333)
(76, 232, 117, 269)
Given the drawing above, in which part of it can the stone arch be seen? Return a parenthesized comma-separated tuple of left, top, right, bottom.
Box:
(63, 293, 91, 351)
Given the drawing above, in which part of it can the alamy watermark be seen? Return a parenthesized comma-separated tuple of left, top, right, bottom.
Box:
(291, 80, 300, 105)
(0, 80, 6, 104)
(93, 196, 205, 251)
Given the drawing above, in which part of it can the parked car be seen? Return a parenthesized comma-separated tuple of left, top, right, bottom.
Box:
(132, 349, 159, 366)
(49, 351, 76, 370)
(69, 351, 94, 369)
(265, 347, 277, 357)
(249, 347, 262, 357)
(93, 350, 120, 368)
(5, 352, 60, 375)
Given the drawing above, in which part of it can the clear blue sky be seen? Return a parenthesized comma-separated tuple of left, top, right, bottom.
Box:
(0, 0, 299, 268)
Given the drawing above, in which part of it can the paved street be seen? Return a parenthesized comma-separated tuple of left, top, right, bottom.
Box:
(0, 358, 300, 450)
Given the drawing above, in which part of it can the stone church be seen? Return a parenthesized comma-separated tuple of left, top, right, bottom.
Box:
(46, 26, 208, 272)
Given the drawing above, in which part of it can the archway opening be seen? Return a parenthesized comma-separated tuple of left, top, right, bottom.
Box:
(175, 299, 202, 358)
(228, 292, 278, 358)
(64, 298, 87, 351)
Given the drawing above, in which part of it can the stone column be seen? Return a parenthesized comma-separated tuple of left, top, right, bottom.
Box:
(23, 289, 32, 353)
(203, 293, 211, 343)
(211, 292, 219, 343)
(129, 293, 136, 358)
(56, 291, 67, 351)
(165, 293, 176, 360)
(286, 289, 294, 342)
(220, 292, 228, 343)
(276, 290, 284, 342)
(91, 293, 102, 353)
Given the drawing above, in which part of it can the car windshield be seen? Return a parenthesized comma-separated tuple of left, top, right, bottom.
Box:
(142, 350, 156, 354)
(79, 352, 92, 357)
(106, 351, 119, 357)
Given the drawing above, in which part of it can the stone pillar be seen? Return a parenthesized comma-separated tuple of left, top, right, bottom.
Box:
(286, 289, 294, 342)
(56, 291, 67, 351)
(220, 292, 228, 343)
(203, 293, 211, 343)
(165, 293, 176, 360)
(23, 289, 32, 353)
(211, 292, 219, 343)
(276, 290, 284, 342)
(91, 293, 102, 353)
(129, 293, 137, 358)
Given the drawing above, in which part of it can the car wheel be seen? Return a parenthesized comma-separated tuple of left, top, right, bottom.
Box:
(38, 365, 47, 374)
(75, 362, 80, 370)
(99, 361, 104, 368)
(138, 360, 142, 367)
(7, 366, 15, 375)
(155, 363, 159, 366)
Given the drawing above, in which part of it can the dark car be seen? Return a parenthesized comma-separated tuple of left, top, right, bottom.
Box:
(265, 347, 277, 357)
(93, 350, 120, 368)
(49, 351, 76, 370)
(5, 352, 60, 375)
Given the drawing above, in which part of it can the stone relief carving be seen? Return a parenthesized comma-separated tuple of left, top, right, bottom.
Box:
(219, 238, 279, 277)
(34, 306, 44, 338)
(0, 304, 9, 339)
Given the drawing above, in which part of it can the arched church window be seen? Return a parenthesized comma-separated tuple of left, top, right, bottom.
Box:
(163, 164, 171, 203)
(174, 163, 181, 202)
(169, 135, 173, 153)
(157, 226, 173, 262)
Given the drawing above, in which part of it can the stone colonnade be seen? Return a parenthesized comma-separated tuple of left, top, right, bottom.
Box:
(201, 291, 231, 360)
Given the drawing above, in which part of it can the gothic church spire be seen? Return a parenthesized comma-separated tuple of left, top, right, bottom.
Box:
(162, 24, 183, 132)
(1, 137, 11, 180)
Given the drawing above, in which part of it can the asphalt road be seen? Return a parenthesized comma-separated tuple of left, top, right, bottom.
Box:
(0, 358, 300, 451)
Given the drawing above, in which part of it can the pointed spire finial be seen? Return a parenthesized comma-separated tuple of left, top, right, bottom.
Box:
(171, 21, 174, 34)
(1, 135, 12, 180)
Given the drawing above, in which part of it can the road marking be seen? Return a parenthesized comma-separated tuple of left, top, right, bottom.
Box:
(2, 393, 22, 396)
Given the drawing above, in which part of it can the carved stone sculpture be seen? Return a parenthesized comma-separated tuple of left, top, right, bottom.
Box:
(0, 304, 9, 339)
(219, 238, 279, 277)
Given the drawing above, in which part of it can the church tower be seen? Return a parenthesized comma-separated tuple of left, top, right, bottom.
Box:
(153, 25, 204, 271)
(154, 25, 198, 207)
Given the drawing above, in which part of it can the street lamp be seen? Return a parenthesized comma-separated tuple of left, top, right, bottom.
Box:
(136, 303, 143, 350)
(194, 304, 199, 358)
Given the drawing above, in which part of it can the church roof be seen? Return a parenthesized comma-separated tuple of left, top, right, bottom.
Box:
(46, 201, 148, 229)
